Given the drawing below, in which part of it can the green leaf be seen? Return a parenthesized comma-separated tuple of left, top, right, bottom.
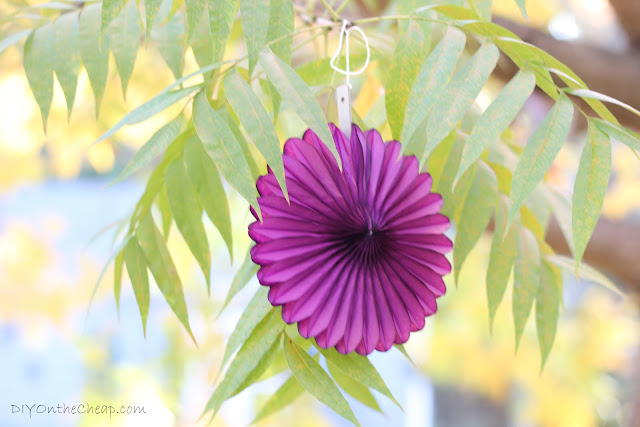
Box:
(95, 86, 198, 144)
(232, 334, 282, 396)
(208, 0, 237, 64)
(513, 227, 540, 351)
(112, 114, 183, 184)
(88, 237, 132, 315)
(185, 0, 206, 42)
(252, 375, 304, 424)
(394, 343, 415, 366)
(327, 362, 382, 413)
(545, 188, 574, 255)
(224, 68, 288, 200)
(220, 287, 272, 368)
(79, 4, 110, 116)
(546, 254, 623, 296)
(165, 159, 211, 291)
(24, 23, 54, 130)
(402, 27, 466, 145)
(53, 12, 81, 119)
(456, 69, 536, 182)
(454, 162, 497, 283)
(284, 337, 360, 427)
(192, 91, 260, 215)
(144, 0, 162, 39)
(124, 237, 151, 336)
(295, 54, 369, 88)
(183, 135, 233, 260)
(594, 118, 640, 152)
(219, 246, 258, 315)
(0, 29, 31, 56)
(259, 47, 339, 168)
(239, 0, 270, 75)
(386, 21, 426, 141)
(114, 251, 124, 314)
(433, 133, 465, 218)
(107, 0, 140, 98)
(315, 345, 399, 408)
(266, 0, 294, 117)
(572, 121, 611, 271)
(514, 0, 528, 20)
(423, 42, 500, 162)
(508, 95, 573, 226)
(191, 4, 213, 68)
(151, 14, 184, 79)
(220, 107, 262, 181)
(536, 259, 561, 371)
(205, 307, 284, 416)
(157, 185, 172, 239)
(101, 0, 126, 36)
(136, 212, 196, 343)
(486, 195, 518, 332)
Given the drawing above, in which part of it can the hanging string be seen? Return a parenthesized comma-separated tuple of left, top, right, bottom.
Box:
(330, 20, 371, 89)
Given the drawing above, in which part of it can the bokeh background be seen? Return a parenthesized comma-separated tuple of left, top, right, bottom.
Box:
(1, 0, 639, 426)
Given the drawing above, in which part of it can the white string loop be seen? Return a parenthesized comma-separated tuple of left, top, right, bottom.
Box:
(329, 20, 370, 88)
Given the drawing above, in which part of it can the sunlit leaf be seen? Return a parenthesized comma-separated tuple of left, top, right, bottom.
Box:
(107, 0, 140, 98)
(224, 69, 287, 199)
(513, 227, 540, 350)
(151, 14, 184, 79)
(487, 195, 518, 332)
(88, 237, 132, 314)
(433, 133, 465, 217)
(208, 0, 237, 64)
(219, 107, 262, 180)
(566, 88, 640, 118)
(252, 375, 304, 424)
(454, 162, 497, 283)
(456, 69, 536, 182)
(205, 308, 285, 415)
(165, 159, 211, 291)
(192, 91, 260, 215)
(136, 212, 196, 343)
(96, 86, 199, 144)
(24, 22, 54, 130)
(124, 237, 150, 336)
(240, 0, 270, 75)
(394, 343, 416, 366)
(259, 47, 339, 167)
(185, 0, 206, 42)
(192, 4, 213, 68)
(52, 12, 80, 118)
(546, 254, 623, 296)
(424, 42, 500, 162)
(144, 0, 162, 38)
(315, 344, 400, 408)
(183, 135, 233, 260)
(266, 0, 293, 117)
(79, 4, 110, 116)
(285, 337, 360, 426)
(220, 287, 273, 368)
(508, 95, 573, 226)
(219, 246, 258, 315)
(327, 362, 382, 413)
(536, 259, 561, 371)
(0, 29, 31, 56)
(100, 0, 126, 36)
(572, 121, 611, 271)
(402, 27, 466, 145)
(386, 21, 426, 140)
(112, 114, 183, 184)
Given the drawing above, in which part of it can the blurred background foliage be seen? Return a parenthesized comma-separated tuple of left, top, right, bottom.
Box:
(1, 0, 639, 426)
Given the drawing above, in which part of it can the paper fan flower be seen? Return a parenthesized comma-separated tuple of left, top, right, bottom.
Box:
(248, 124, 452, 355)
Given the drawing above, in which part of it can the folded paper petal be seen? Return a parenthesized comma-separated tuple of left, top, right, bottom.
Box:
(249, 123, 453, 355)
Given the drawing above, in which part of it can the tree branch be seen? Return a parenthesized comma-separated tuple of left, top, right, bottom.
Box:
(492, 17, 640, 131)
